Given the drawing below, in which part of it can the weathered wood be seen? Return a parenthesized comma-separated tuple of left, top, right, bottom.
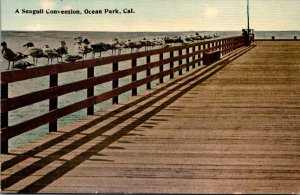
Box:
(170, 51, 174, 79)
(112, 62, 119, 104)
(1, 53, 195, 113)
(1, 83, 8, 154)
(131, 58, 137, 96)
(159, 53, 164, 83)
(1, 42, 299, 194)
(192, 46, 196, 68)
(1, 55, 204, 142)
(0, 36, 244, 152)
(87, 67, 94, 115)
(146, 56, 151, 89)
(49, 74, 58, 132)
(179, 50, 183, 75)
(186, 48, 190, 72)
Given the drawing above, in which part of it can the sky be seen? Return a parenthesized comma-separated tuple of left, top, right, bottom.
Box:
(1, 0, 300, 31)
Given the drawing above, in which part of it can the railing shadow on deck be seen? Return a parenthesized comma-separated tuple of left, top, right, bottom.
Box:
(1, 45, 256, 193)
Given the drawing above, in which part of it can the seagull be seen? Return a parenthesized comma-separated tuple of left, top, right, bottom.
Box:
(23, 42, 48, 65)
(90, 42, 111, 58)
(13, 60, 34, 70)
(65, 54, 83, 62)
(74, 37, 93, 59)
(54, 41, 68, 60)
(110, 38, 125, 55)
(82, 38, 93, 58)
(43, 45, 62, 64)
(126, 40, 144, 53)
(1, 42, 28, 70)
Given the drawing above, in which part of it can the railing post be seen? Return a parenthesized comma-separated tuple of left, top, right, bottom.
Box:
(159, 53, 164, 83)
(203, 44, 206, 65)
(49, 74, 58, 132)
(179, 50, 183, 75)
(170, 51, 174, 79)
(192, 46, 196, 68)
(225, 39, 227, 54)
(146, 56, 151, 89)
(198, 45, 201, 66)
(87, 66, 94, 115)
(1, 83, 9, 153)
(186, 48, 190, 72)
(132, 58, 137, 96)
(112, 62, 119, 104)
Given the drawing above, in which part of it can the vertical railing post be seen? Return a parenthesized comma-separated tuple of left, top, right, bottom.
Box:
(146, 56, 151, 90)
(225, 39, 227, 54)
(49, 73, 58, 132)
(132, 58, 137, 96)
(192, 46, 196, 68)
(1, 83, 8, 153)
(179, 50, 183, 75)
(159, 53, 164, 83)
(224, 39, 227, 55)
(112, 62, 119, 104)
(198, 45, 201, 66)
(170, 51, 174, 79)
(203, 44, 206, 65)
(87, 66, 94, 115)
(186, 48, 190, 72)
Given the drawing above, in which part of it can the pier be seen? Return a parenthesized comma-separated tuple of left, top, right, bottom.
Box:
(1, 38, 300, 193)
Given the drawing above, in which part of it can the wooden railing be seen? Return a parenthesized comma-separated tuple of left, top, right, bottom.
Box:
(1, 36, 245, 153)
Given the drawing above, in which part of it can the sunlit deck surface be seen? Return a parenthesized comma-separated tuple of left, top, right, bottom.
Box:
(1, 41, 300, 194)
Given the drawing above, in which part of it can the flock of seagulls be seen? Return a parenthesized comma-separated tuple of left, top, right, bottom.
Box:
(1, 33, 219, 70)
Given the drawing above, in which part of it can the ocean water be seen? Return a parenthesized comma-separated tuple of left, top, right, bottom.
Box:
(1, 30, 299, 149)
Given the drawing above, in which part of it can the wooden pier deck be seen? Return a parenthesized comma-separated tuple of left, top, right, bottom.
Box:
(1, 41, 300, 194)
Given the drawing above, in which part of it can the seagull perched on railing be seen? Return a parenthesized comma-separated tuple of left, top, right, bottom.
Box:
(125, 39, 144, 53)
(110, 38, 125, 55)
(54, 41, 68, 60)
(1, 42, 28, 70)
(23, 42, 48, 65)
(43, 45, 62, 64)
(74, 37, 93, 59)
(64, 54, 83, 62)
(90, 42, 111, 58)
(13, 60, 34, 70)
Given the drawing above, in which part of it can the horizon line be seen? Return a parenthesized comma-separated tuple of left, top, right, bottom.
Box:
(2, 30, 300, 32)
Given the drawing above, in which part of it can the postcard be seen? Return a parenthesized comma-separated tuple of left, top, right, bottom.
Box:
(1, 0, 300, 194)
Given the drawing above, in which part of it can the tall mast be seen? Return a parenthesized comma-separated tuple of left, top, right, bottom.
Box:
(247, 0, 250, 33)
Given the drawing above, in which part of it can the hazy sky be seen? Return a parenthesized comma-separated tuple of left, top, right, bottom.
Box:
(1, 0, 300, 31)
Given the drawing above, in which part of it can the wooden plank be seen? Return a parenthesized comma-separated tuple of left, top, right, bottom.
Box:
(3, 42, 300, 194)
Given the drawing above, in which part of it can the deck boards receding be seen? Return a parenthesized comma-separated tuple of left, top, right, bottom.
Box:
(1, 41, 300, 194)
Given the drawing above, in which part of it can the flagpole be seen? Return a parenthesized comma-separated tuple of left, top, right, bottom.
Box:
(247, 0, 250, 34)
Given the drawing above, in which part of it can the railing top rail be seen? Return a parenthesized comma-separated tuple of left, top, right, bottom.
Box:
(1, 36, 242, 84)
